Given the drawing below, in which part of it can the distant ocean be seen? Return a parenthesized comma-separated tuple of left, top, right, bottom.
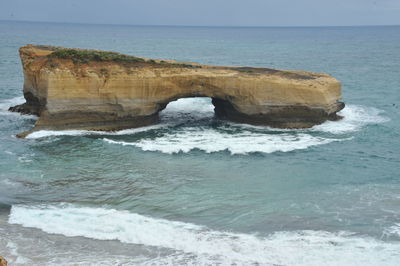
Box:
(0, 21, 399, 265)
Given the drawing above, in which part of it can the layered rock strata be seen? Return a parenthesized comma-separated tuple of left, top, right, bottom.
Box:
(11, 45, 344, 137)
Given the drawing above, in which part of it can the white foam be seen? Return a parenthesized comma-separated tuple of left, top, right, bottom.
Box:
(24, 98, 212, 139)
(2, 238, 153, 266)
(0, 96, 25, 111)
(161, 97, 214, 118)
(25, 124, 168, 139)
(19, 99, 389, 149)
(313, 105, 389, 134)
(0, 97, 35, 118)
(9, 204, 400, 266)
(384, 223, 400, 238)
(103, 129, 346, 154)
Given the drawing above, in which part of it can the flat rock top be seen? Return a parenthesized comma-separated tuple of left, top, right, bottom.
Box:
(20, 44, 329, 81)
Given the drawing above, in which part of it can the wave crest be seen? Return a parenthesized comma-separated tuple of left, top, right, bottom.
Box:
(8, 204, 400, 266)
(103, 130, 346, 154)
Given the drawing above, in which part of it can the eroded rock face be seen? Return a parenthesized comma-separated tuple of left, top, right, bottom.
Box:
(11, 45, 344, 137)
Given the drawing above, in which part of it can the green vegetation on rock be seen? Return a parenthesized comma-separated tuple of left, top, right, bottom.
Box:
(47, 47, 201, 68)
(49, 49, 146, 64)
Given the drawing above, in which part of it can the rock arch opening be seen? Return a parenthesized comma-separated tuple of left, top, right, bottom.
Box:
(157, 95, 238, 122)
(158, 97, 214, 121)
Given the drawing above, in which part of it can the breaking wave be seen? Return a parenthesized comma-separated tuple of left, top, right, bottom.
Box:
(0, 96, 24, 111)
(7, 97, 388, 155)
(385, 223, 400, 238)
(102, 100, 386, 155)
(8, 204, 400, 266)
(0, 97, 35, 118)
(103, 130, 346, 154)
(25, 124, 168, 139)
(312, 104, 389, 134)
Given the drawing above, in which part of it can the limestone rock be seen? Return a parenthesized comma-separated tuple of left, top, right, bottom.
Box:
(0, 256, 7, 266)
(11, 45, 344, 137)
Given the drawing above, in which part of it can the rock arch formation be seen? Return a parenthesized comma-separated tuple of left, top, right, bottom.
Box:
(11, 45, 344, 137)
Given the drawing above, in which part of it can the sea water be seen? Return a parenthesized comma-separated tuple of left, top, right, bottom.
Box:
(0, 21, 399, 265)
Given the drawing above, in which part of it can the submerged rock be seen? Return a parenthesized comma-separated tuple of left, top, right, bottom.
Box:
(11, 44, 344, 137)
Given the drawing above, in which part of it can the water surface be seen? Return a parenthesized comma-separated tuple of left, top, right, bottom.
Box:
(0, 21, 399, 265)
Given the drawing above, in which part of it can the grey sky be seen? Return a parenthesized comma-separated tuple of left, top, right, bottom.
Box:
(1, 0, 399, 26)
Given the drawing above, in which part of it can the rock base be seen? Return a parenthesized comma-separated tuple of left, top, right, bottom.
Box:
(15, 112, 159, 138)
(212, 98, 344, 128)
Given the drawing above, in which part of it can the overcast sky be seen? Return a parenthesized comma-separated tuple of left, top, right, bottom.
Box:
(1, 0, 399, 27)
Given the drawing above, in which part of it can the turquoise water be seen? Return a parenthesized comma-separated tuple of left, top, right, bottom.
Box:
(0, 21, 399, 265)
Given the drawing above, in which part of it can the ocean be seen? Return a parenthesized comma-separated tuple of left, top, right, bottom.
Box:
(0, 21, 399, 265)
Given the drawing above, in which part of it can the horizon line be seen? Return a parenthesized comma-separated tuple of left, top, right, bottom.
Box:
(1, 19, 399, 28)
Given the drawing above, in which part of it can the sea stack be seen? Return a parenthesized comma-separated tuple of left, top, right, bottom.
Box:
(11, 45, 344, 137)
